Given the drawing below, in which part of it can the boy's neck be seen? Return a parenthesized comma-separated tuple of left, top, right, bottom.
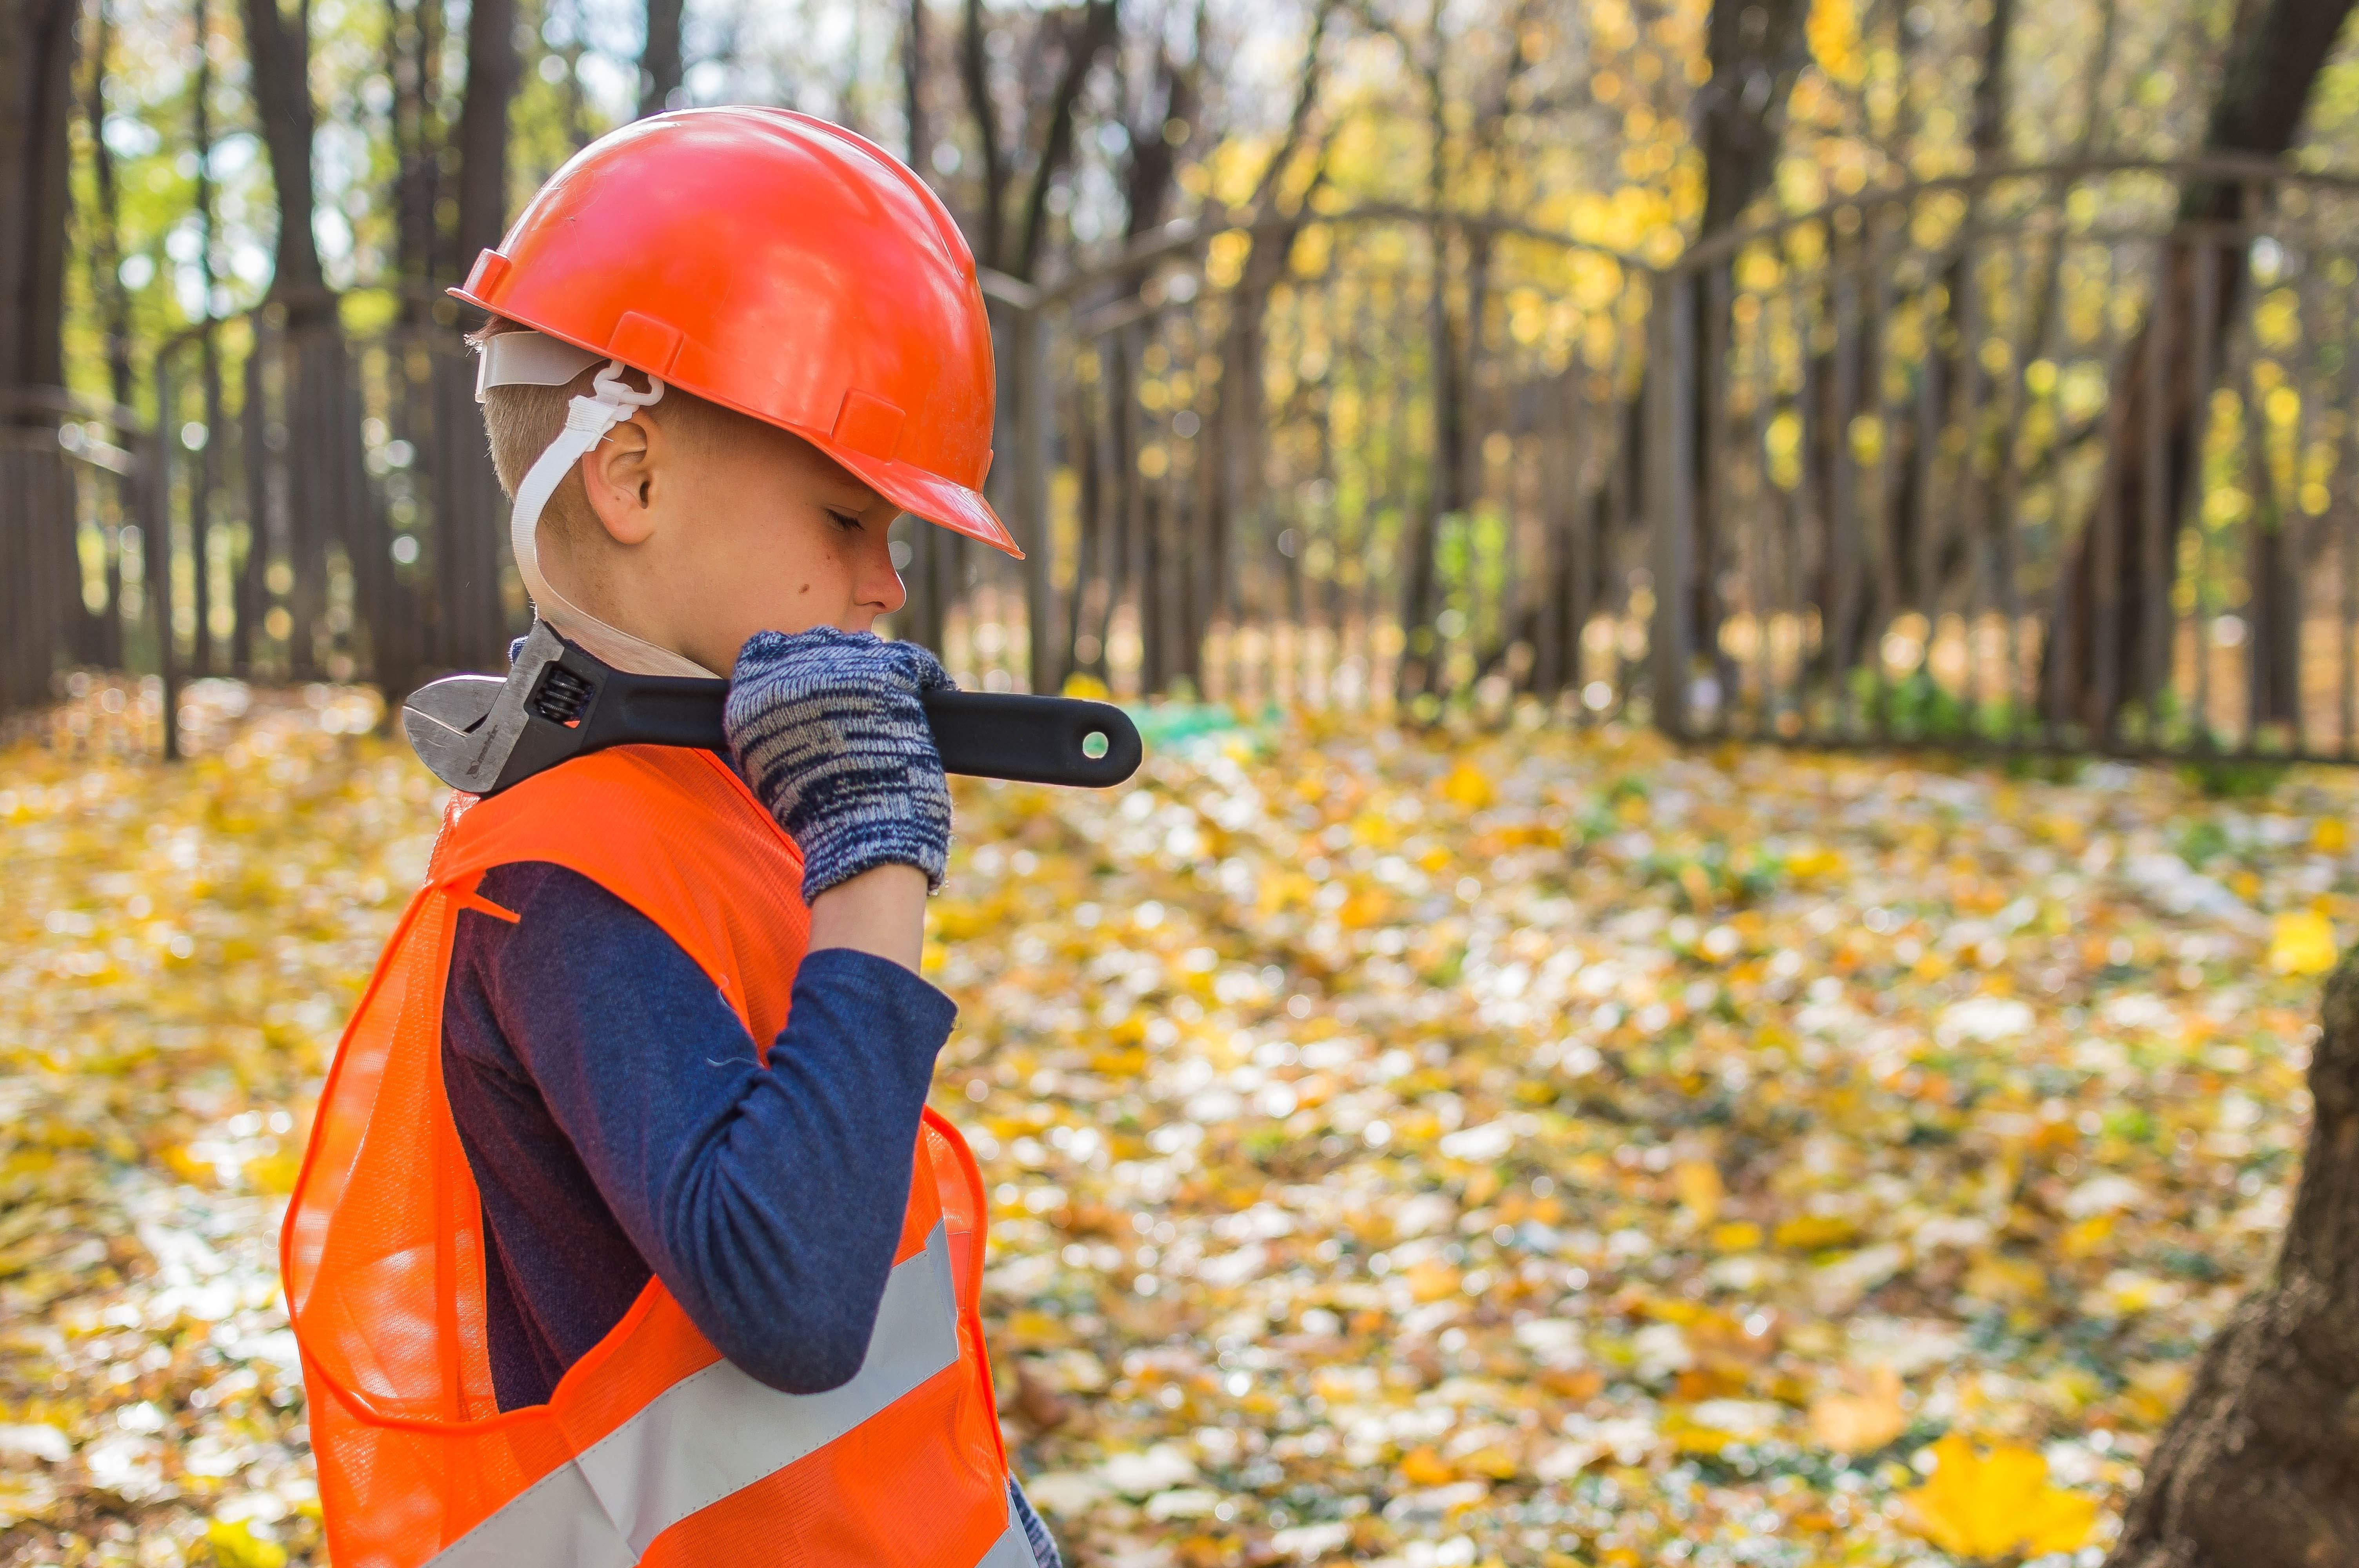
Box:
(540, 608, 718, 679)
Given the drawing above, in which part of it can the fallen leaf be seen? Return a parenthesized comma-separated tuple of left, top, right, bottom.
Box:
(2268, 909, 2339, 975)
(206, 1519, 290, 1568)
(1672, 1160, 1725, 1226)
(1808, 1365, 1907, 1455)
(1902, 1434, 2099, 1560)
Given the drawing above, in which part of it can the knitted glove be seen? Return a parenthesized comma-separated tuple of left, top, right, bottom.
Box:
(723, 628, 954, 900)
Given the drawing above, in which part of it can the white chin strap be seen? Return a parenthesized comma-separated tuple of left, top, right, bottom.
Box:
(480, 332, 718, 679)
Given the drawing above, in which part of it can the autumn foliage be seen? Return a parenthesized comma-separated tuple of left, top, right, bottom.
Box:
(5, 684, 2357, 1563)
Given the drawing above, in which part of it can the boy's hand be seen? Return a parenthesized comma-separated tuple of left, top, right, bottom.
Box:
(725, 628, 954, 901)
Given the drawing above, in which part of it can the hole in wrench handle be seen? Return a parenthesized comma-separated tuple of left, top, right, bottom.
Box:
(920, 691, 1142, 787)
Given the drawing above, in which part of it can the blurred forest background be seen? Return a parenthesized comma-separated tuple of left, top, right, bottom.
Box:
(14, 0, 2359, 381)
(13, 0, 2359, 754)
(17, 4, 2359, 1567)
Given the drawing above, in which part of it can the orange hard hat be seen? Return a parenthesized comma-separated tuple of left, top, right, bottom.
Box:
(451, 107, 1017, 557)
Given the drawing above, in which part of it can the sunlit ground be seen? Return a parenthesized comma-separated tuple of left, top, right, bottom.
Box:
(3, 682, 2350, 1567)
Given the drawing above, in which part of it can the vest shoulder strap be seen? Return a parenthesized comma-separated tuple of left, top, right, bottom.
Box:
(428, 747, 808, 1022)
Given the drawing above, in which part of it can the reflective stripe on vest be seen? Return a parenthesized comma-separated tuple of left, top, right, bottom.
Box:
(427, 1224, 1010, 1565)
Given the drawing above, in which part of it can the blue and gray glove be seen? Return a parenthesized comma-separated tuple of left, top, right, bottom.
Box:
(723, 628, 954, 900)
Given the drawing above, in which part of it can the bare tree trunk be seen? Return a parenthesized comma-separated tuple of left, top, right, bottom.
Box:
(638, 0, 684, 117)
(1887, 0, 2016, 612)
(1119, 11, 1199, 245)
(1013, 0, 1115, 279)
(1692, 0, 1811, 242)
(958, 0, 1007, 270)
(0, 0, 75, 399)
(243, 0, 332, 326)
(1206, 1, 1328, 695)
(1678, 0, 1810, 684)
(905, 0, 929, 167)
(2046, 0, 2357, 738)
(85, 0, 131, 667)
(193, 0, 224, 675)
(2106, 949, 2359, 1567)
(454, 0, 520, 274)
(1394, 0, 1458, 706)
(84, 0, 133, 417)
(0, 0, 76, 720)
(388, 0, 445, 313)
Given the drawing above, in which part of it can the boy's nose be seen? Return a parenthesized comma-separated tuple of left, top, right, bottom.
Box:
(865, 534, 909, 617)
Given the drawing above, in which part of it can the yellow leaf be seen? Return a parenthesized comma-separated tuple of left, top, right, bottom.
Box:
(1060, 672, 1112, 701)
(1441, 760, 1493, 810)
(1806, 0, 1864, 85)
(1404, 1259, 1460, 1303)
(1399, 1445, 1456, 1486)
(1004, 1310, 1069, 1349)
(1808, 1365, 1906, 1455)
(1461, 1443, 1521, 1479)
(1901, 1435, 2097, 1560)
(2315, 817, 2349, 853)
(1772, 1213, 1856, 1251)
(245, 1148, 302, 1195)
(1673, 1160, 1724, 1226)
(206, 1519, 289, 1568)
(1962, 1254, 2046, 1304)
(2059, 1213, 2114, 1259)
(2270, 910, 2339, 976)
(1785, 845, 1845, 881)
(1709, 1221, 1763, 1252)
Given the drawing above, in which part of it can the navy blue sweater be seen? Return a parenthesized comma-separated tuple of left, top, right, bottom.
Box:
(441, 860, 959, 1405)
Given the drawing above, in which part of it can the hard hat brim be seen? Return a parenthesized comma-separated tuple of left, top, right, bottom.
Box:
(820, 444, 1023, 559)
(450, 284, 1024, 561)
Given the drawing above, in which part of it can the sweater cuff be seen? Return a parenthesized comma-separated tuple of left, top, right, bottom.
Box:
(789, 946, 958, 1050)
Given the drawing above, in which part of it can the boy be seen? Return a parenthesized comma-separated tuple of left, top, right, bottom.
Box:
(282, 109, 1057, 1567)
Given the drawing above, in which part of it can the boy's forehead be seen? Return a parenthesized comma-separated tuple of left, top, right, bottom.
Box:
(803, 441, 882, 510)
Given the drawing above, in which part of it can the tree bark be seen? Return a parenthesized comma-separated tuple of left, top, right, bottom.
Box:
(958, 0, 1007, 270)
(1673, 0, 1810, 712)
(387, 0, 446, 311)
(906, 0, 930, 167)
(1693, 0, 1811, 243)
(242, 0, 332, 326)
(194, 0, 224, 675)
(2106, 948, 2359, 1567)
(84, 0, 130, 666)
(85, 0, 134, 416)
(0, 0, 76, 720)
(1119, 9, 1199, 245)
(2046, 0, 2357, 739)
(454, 0, 520, 274)
(1013, 0, 1116, 279)
(0, 0, 75, 401)
(1206, 0, 1328, 691)
(637, 0, 684, 117)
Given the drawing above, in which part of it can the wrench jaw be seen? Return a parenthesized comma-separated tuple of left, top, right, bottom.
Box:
(400, 674, 504, 789)
(400, 622, 569, 794)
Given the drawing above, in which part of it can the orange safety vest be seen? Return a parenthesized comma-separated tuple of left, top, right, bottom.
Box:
(281, 746, 1020, 1568)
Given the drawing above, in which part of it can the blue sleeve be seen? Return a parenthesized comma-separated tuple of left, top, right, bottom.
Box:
(476, 862, 957, 1394)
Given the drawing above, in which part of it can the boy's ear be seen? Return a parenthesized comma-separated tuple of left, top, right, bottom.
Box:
(579, 414, 664, 545)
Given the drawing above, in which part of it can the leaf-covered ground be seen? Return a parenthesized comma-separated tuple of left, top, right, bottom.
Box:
(4, 683, 2352, 1566)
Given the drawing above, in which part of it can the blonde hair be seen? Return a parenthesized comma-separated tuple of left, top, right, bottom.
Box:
(466, 316, 772, 544)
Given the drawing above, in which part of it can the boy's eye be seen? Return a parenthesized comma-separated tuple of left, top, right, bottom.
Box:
(826, 509, 863, 532)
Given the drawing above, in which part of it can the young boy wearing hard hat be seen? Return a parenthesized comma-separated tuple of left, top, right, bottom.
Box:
(280, 109, 1058, 1566)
